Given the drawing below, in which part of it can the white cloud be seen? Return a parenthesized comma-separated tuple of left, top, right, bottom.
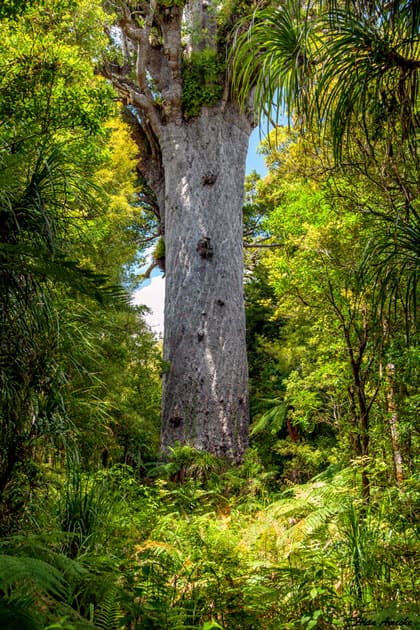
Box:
(132, 275, 165, 336)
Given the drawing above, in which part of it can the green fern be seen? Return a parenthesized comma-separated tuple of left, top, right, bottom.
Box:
(0, 554, 65, 597)
(250, 399, 288, 436)
(0, 599, 42, 630)
(93, 585, 123, 630)
(0, 554, 66, 630)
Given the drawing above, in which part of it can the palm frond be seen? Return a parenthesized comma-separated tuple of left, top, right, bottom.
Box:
(232, 0, 419, 158)
(0, 242, 129, 306)
(231, 1, 319, 125)
(315, 4, 420, 159)
(360, 215, 419, 332)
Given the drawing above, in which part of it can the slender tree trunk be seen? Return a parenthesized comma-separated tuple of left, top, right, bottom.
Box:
(348, 385, 363, 458)
(385, 362, 404, 486)
(342, 315, 370, 502)
(160, 107, 251, 461)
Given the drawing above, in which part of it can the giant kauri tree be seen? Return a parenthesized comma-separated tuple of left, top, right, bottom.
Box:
(103, 0, 255, 461)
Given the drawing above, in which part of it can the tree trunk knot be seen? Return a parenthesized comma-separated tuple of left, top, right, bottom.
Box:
(169, 415, 183, 428)
(201, 172, 218, 186)
(197, 237, 213, 258)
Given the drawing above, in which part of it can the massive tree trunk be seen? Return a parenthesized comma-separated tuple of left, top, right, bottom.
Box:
(160, 108, 251, 460)
(103, 1, 252, 461)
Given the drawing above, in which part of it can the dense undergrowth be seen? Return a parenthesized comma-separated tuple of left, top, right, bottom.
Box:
(1, 447, 418, 629)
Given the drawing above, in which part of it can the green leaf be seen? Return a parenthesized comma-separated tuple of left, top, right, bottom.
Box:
(202, 621, 224, 630)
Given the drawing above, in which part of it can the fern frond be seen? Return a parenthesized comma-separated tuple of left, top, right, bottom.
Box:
(264, 466, 359, 554)
(251, 399, 288, 436)
(0, 536, 86, 579)
(0, 599, 42, 630)
(94, 585, 123, 630)
(135, 540, 184, 566)
(0, 554, 65, 598)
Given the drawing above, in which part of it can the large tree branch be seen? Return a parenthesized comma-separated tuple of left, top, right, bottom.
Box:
(243, 241, 283, 248)
(159, 5, 183, 121)
(102, 61, 163, 138)
(117, 1, 184, 123)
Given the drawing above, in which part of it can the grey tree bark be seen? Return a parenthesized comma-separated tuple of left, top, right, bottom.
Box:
(104, 1, 252, 461)
(160, 108, 251, 460)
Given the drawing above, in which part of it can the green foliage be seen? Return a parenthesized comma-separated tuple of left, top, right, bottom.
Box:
(158, 0, 186, 7)
(232, 1, 317, 124)
(0, 540, 86, 629)
(58, 463, 112, 558)
(153, 237, 166, 261)
(82, 117, 154, 287)
(112, 465, 418, 628)
(1, 458, 418, 629)
(244, 123, 419, 497)
(232, 0, 419, 155)
(251, 399, 288, 437)
(245, 263, 287, 428)
(93, 585, 123, 630)
(314, 1, 420, 160)
(233, 0, 419, 330)
(152, 236, 166, 272)
(1, 3, 418, 629)
(0, 0, 161, 532)
(151, 445, 226, 490)
(0, 553, 65, 596)
(182, 49, 225, 119)
(0, 0, 31, 19)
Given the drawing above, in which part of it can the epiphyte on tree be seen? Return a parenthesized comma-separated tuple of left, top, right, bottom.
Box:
(153, 237, 166, 272)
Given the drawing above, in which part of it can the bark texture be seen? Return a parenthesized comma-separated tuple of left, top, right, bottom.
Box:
(160, 108, 251, 461)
